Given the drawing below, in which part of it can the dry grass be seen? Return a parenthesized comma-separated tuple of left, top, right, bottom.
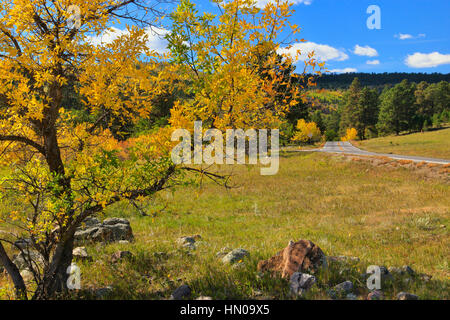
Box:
(356, 127, 450, 160)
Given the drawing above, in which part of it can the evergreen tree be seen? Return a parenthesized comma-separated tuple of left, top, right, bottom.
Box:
(358, 87, 379, 139)
(377, 80, 416, 135)
(339, 78, 361, 136)
(310, 109, 326, 132)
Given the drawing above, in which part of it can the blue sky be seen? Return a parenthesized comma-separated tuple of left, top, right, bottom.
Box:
(98, 0, 450, 74)
(267, 0, 450, 73)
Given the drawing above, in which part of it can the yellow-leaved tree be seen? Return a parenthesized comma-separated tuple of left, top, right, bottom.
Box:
(166, 0, 323, 131)
(292, 119, 322, 143)
(0, 0, 321, 299)
(0, 0, 180, 299)
(341, 128, 358, 141)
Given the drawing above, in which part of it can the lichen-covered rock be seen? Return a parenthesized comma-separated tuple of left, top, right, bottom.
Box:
(222, 248, 249, 264)
(13, 250, 45, 271)
(388, 265, 415, 278)
(362, 265, 393, 284)
(74, 217, 133, 244)
(170, 284, 191, 300)
(95, 286, 114, 299)
(82, 217, 101, 227)
(73, 247, 92, 261)
(397, 292, 419, 300)
(289, 272, 316, 297)
(328, 281, 353, 299)
(177, 236, 200, 250)
(102, 218, 130, 226)
(257, 240, 327, 278)
(196, 296, 213, 300)
(14, 238, 32, 250)
(216, 247, 232, 258)
(367, 290, 384, 300)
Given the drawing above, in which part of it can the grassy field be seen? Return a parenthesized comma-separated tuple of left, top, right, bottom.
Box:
(1, 152, 449, 300)
(355, 127, 450, 159)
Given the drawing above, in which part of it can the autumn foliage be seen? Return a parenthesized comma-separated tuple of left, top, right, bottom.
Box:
(341, 128, 358, 141)
(292, 119, 322, 143)
(0, 0, 319, 299)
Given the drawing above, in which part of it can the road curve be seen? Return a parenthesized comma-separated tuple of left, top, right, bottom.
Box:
(303, 141, 450, 165)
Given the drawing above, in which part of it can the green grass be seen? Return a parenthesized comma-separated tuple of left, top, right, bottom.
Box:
(1, 152, 449, 300)
(355, 127, 450, 159)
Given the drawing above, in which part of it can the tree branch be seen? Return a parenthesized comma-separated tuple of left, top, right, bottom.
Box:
(0, 135, 46, 155)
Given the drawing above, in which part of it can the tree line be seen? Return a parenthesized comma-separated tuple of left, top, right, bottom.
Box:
(339, 78, 449, 140)
(288, 78, 450, 143)
(313, 72, 450, 89)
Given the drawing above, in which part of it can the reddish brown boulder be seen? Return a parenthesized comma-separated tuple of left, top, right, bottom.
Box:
(257, 240, 327, 278)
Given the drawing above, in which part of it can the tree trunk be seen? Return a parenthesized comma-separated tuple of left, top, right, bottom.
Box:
(0, 241, 27, 299)
(33, 235, 74, 299)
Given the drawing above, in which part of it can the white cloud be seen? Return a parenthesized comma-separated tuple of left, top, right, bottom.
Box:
(329, 68, 357, 73)
(397, 33, 413, 40)
(278, 41, 349, 62)
(353, 45, 378, 57)
(254, 0, 312, 8)
(395, 33, 426, 40)
(87, 26, 169, 54)
(405, 52, 450, 68)
(366, 59, 380, 65)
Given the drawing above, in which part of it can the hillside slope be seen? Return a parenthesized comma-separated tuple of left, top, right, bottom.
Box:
(355, 128, 450, 160)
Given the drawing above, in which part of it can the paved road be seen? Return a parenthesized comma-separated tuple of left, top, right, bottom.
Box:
(305, 141, 450, 165)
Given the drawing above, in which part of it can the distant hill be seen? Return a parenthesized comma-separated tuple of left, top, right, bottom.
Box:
(309, 72, 450, 89)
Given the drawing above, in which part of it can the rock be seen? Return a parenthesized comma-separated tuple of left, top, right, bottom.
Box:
(183, 243, 196, 250)
(196, 296, 213, 300)
(13, 250, 44, 271)
(216, 247, 232, 258)
(346, 293, 358, 300)
(402, 265, 415, 275)
(95, 286, 113, 299)
(328, 281, 353, 299)
(367, 290, 384, 300)
(102, 218, 130, 226)
(397, 292, 419, 300)
(83, 217, 100, 227)
(111, 250, 133, 263)
(222, 248, 249, 264)
(118, 240, 130, 245)
(289, 272, 316, 297)
(72, 247, 92, 261)
(362, 265, 392, 284)
(419, 273, 432, 282)
(170, 284, 191, 300)
(388, 265, 415, 277)
(388, 267, 401, 275)
(257, 240, 327, 278)
(253, 290, 264, 297)
(74, 217, 134, 244)
(334, 280, 353, 293)
(177, 236, 198, 250)
(14, 238, 32, 250)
